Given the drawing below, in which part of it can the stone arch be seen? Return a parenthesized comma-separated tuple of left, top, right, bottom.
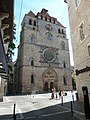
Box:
(42, 67, 58, 92)
(29, 58, 36, 66)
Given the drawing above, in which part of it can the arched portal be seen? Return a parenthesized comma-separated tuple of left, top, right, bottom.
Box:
(43, 82, 48, 92)
(42, 67, 58, 92)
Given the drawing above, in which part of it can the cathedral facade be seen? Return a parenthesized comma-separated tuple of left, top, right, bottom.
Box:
(15, 9, 72, 93)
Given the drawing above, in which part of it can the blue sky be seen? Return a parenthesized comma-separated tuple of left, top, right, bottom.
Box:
(14, 0, 74, 66)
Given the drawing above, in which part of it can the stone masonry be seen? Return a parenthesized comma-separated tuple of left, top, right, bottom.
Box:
(15, 9, 72, 93)
(66, 0, 90, 102)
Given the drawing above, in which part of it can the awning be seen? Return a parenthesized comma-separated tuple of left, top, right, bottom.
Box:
(0, 62, 9, 80)
(0, 73, 9, 80)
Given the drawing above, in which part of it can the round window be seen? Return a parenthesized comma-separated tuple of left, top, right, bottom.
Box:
(43, 48, 56, 62)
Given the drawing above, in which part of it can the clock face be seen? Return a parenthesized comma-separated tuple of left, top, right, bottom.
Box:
(45, 32, 53, 40)
(45, 24, 52, 31)
(43, 48, 56, 62)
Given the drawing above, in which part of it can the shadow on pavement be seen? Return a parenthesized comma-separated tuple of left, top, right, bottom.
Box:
(0, 101, 86, 120)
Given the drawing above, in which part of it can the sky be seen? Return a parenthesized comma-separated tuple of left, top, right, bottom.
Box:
(14, 0, 74, 66)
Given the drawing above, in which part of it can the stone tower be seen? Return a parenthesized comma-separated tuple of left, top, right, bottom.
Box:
(16, 9, 72, 93)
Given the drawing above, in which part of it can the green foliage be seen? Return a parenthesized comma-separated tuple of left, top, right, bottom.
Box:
(13, 23, 16, 40)
(8, 23, 16, 56)
(72, 73, 76, 90)
(8, 64, 12, 71)
(8, 42, 16, 50)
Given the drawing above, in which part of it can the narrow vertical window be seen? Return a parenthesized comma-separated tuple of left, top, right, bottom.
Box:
(63, 62, 66, 68)
(62, 29, 64, 34)
(29, 19, 32, 25)
(31, 60, 34, 66)
(58, 28, 60, 34)
(63, 76, 67, 85)
(34, 20, 36, 26)
(45, 17, 47, 21)
(79, 22, 85, 41)
(31, 75, 34, 84)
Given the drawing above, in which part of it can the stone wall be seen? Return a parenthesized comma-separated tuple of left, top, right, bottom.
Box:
(0, 78, 5, 102)
(67, 0, 90, 102)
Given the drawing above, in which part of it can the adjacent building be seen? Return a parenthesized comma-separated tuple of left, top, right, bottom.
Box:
(0, 0, 14, 101)
(15, 9, 72, 94)
(65, 0, 90, 102)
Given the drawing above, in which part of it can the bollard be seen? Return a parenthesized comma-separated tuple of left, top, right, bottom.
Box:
(13, 103, 16, 120)
(70, 101, 73, 114)
(82, 86, 90, 119)
(61, 96, 63, 106)
(71, 90, 74, 103)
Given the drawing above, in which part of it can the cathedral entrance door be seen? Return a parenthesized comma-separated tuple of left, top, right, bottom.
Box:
(44, 82, 48, 92)
(42, 67, 58, 92)
(50, 82, 54, 91)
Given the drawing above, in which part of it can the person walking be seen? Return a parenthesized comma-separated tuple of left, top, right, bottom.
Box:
(56, 92, 58, 99)
(59, 89, 61, 99)
(51, 88, 54, 99)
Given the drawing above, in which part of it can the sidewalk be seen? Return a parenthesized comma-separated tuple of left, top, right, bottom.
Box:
(62, 101, 89, 120)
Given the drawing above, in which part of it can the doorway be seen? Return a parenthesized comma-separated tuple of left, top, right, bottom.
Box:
(44, 82, 48, 92)
(42, 67, 58, 92)
(50, 82, 54, 91)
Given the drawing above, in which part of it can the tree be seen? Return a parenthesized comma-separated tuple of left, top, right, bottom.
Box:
(7, 23, 16, 58)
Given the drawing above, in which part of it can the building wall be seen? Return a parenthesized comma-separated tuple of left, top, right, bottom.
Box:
(0, 0, 14, 99)
(67, 0, 90, 102)
(0, 77, 7, 101)
(16, 9, 72, 93)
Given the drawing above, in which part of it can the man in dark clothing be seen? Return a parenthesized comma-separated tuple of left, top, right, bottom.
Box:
(59, 90, 61, 99)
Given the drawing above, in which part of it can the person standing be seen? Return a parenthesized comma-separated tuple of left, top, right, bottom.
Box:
(51, 88, 54, 99)
(56, 92, 58, 99)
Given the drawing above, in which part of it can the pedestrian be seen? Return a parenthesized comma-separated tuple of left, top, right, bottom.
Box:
(53, 87, 56, 93)
(58, 89, 61, 99)
(56, 92, 58, 99)
(51, 88, 54, 99)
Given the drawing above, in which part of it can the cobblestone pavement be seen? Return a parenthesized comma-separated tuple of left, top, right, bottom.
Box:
(0, 91, 89, 120)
